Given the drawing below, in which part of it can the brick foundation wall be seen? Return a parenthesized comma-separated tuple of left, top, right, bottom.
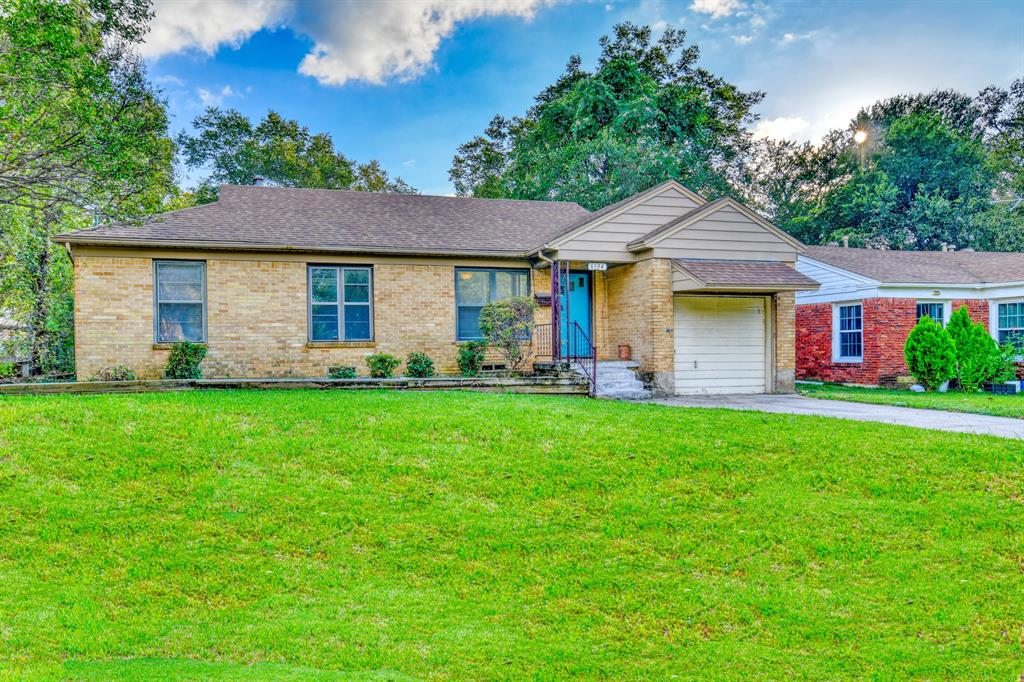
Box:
(796, 298, 993, 385)
(74, 253, 540, 380)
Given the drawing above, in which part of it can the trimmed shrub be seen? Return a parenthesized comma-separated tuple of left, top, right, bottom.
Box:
(904, 316, 956, 391)
(327, 365, 357, 379)
(457, 341, 487, 377)
(164, 341, 207, 379)
(990, 343, 1020, 385)
(405, 352, 435, 378)
(366, 353, 400, 378)
(479, 295, 537, 373)
(0, 362, 15, 379)
(946, 306, 1003, 392)
(88, 366, 136, 382)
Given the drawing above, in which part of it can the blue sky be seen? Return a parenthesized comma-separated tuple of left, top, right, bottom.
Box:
(145, 0, 1024, 196)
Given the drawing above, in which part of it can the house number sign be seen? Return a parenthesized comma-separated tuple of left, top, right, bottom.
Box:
(587, 262, 608, 271)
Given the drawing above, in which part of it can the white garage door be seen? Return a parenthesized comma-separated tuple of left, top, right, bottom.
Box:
(674, 296, 768, 395)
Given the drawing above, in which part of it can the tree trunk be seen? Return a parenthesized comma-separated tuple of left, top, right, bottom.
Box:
(27, 221, 52, 376)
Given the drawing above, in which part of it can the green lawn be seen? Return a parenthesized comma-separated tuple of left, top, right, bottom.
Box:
(0, 390, 1021, 680)
(798, 381, 1024, 419)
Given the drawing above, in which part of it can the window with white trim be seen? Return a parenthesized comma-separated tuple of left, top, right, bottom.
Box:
(308, 266, 372, 341)
(835, 303, 863, 361)
(997, 302, 1024, 351)
(455, 268, 530, 340)
(154, 260, 205, 343)
(915, 302, 946, 326)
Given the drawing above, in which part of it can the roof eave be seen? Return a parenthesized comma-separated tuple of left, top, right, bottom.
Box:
(58, 236, 532, 260)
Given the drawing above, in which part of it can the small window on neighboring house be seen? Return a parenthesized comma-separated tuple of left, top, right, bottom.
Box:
(154, 260, 205, 343)
(916, 302, 946, 326)
(455, 268, 530, 340)
(835, 303, 863, 361)
(997, 302, 1024, 351)
(308, 266, 373, 341)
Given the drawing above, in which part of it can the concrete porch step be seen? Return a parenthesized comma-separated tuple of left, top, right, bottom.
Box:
(594, 360, 651, 401)
(597, 387, 652, 400)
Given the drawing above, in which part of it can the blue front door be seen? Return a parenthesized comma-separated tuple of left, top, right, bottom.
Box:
(560, 271, 592, 357)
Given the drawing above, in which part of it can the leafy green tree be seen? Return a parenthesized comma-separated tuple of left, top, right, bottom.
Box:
(450, 22, 763, 209)
(0, 0, 173, 217)
(904, 316, 957, 391)
(177, 109, 415, 202)
(751, 83, 1024, 252)
(0, 0, 173, 376)
(0, 206, 80, 374)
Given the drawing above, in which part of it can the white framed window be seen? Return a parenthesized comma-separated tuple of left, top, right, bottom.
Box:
(308, 265, 373, 341)
(833, 302, 863, 362)
(455, 268, 530, 340)
(915, 301, 949, 327)
(997, 301, 1024, 352)
(154, 260, 206, 343)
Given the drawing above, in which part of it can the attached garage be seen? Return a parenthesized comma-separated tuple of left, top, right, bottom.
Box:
(674, 296, 770, 395)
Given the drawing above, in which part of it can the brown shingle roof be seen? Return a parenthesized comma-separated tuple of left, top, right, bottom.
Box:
(56, 185, 591, 257)
(674, 259, 819, 289)
(804, 246, 1024, 284)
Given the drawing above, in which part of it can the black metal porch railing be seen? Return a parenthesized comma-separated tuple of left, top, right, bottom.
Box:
(533, 321, 596, 395)
(566, 321, 597, 396)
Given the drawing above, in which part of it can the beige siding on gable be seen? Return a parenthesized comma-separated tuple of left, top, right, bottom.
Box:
(651, 206, 799, 261)
(671, 266, 703, 291)
(555, 187, 700, 262)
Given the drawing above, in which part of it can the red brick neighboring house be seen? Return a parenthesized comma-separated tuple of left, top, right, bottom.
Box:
(795, 246, 1024, 385)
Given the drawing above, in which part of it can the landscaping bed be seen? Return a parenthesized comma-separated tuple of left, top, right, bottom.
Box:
(797, 381, 1024, 419)
(0, 390, 1020, 679)
(0, 374, 588, 396)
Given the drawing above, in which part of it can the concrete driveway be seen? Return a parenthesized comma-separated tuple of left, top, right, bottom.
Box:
(647, 393, 1024, 440)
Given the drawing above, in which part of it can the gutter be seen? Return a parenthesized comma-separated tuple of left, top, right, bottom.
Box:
(58, 236, 533, 260)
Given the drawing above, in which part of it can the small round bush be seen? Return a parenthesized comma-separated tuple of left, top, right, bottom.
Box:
(164, 341, 207, 379)
(457, 341, 487, 377)
(328, 365, 357, 379)
(904, 316, 955, 391)
(406, 352, 435, 378)
(89, 365, 137, 382)
(366, 353, 400, 378)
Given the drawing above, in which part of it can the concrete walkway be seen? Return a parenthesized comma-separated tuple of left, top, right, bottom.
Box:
(647, 393, 1024, 440)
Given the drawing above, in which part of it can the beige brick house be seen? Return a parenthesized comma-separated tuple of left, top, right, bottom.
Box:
(57, 180, 818, 396)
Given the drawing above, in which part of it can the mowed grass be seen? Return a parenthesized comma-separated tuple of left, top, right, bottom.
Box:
(798, 381, 1024, 419)
(0, 390, 1021, 680)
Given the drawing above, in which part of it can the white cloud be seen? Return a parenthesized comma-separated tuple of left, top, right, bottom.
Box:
(689, 0, 741, 19)
(141, 0, 290, 58)
(197, 85, 240, 107)
(752, 116, 810, 140)
(731, 34, 753, 45)
(142, 0, 550, 87)
(780, 30, 817, 44)
(152, 74, 185, 87)
(296, 0, 548, 86)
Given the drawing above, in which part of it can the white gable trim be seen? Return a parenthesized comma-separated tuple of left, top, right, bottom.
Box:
(540, 180, 706, 251)
(628, 197, 805, 252)
(797, 256, 878, 287)
(797, 280, 1024, 305)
